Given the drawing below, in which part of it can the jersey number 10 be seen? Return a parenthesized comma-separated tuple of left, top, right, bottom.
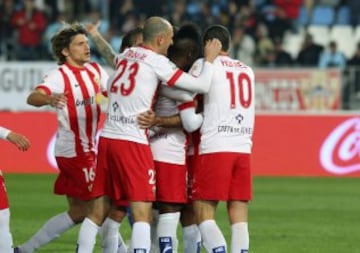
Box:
(226, 72, 252, 109)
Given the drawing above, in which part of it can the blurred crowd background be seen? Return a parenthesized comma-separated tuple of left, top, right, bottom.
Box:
(1, 0, 360, 108)
(0, 0, 359, 65)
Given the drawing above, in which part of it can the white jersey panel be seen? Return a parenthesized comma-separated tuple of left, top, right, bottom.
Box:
(194, 56, 255, 154)
(101, 46, 183, 144)
(150, 93, 187, 164)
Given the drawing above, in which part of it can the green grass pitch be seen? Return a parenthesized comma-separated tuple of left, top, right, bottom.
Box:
(4, 174, 360, 253)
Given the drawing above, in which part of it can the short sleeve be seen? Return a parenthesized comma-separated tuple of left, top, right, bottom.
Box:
(37, 68, 64, 95)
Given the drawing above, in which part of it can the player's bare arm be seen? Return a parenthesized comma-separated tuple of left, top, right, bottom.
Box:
(27, 89, 68, 109)
(137, 110, 181, 129)
(85, 21, 116, 67)
(7, 132, 31, 151)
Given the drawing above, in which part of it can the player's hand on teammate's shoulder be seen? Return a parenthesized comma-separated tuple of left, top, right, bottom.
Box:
(7, 132, 31, 151)
(204, 39, 222, 63)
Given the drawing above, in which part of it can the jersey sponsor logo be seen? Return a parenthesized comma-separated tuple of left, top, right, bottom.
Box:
(320, 118, 360, 174)
(75, 97, 94, 107)
(159, 236, 172, 253)
(212, 245, 226, 253)
(108, 114, 136, 124)
(217, 125, 253, 135)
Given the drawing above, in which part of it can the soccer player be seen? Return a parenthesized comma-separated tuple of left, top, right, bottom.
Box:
(137, 23, 203, 253)
(185, 25, 255, 253)
(0, 126, 30, 253)
(76, 16, 221, 253)
(14, 24, 111, 253)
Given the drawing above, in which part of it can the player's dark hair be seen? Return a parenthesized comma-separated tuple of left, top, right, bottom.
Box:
(119, 27, 143, 53)
(168, 23, 202, 71)
(51, 23, 88, 65)
(202, 24, 230, 52)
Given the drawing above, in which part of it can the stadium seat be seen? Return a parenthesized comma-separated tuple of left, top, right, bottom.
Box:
(354, 25, 360, 43)
(309, 6, 335, 26)
(283, 32, 304, 59)
(330, 25, 355, 58)
(307, 25, 330, 46)
(297, 6, 310, 27)
(336, 6, 350, 25)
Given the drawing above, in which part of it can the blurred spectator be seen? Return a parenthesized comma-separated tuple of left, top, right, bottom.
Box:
(229, 25, 255, 65)
(10, 0, 47, 60)
(273, 0, 303, 32)
(260, 0, 298, 39)
(42, 12, 68, 60)
(318, 40, 346, 69)
(254, 22, 274, 65)
(82, 9, 109, 64)
(167, 0, 189, 27)
(260, 37, 293, 67)
(296, 33, 324, 66)
(0, 0, 17, 60)
(347, 42, 360, 95)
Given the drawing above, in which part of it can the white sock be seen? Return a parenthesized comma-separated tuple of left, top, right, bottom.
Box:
(130, 221, 151, 253)
(150, 209, 159, 253)
(198, 220, 227, 253)
(99, 217, 128, 253)
(231, 222, 249, 253)
(0, 208, 13, 253)
(20, 212, 74, 253)
(182, 224, 201, 253)
(76, 217, 99, 253)
(157, 212, 180, 253)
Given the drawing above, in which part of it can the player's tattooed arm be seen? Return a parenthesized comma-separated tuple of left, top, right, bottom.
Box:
(85, 21, 116, 67)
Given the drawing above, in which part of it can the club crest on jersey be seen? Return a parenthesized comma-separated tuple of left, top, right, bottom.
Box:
(235, 114, 244, 124)
(93, 76, 100, 85)
(112, 102, 119, 112)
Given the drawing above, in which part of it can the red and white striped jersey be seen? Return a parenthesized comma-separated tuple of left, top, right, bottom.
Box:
(36, 62, 108, 157)
(190, 55, 255, 154)
(150, 92, 188, 165)
(101, 46, 185, 144)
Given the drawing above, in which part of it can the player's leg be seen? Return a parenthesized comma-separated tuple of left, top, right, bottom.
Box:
(0, 174, 12, 253)
(181, 154, 201, 253)
(129, 201, 153, 252)
(228, 153, 252, 253)
(193, 200, 226, 253)
(16, 153, 98, 253)
(157, 203, 182, 253)
(227, 201, 249, 253)
(192, 153, 236, 253)
(99, 204, 128, 253)
(16, 196, 86, 253)
(155, 161, 187, 253)
(180, 204, 201, 253)
(76, 195, 110, 253)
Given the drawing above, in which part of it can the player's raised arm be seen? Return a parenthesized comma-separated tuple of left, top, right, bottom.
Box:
(169, 39, 222, 94)
(85, 21, 116, 67)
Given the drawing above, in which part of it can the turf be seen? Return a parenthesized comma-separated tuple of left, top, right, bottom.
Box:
(4, 174, 360, 253)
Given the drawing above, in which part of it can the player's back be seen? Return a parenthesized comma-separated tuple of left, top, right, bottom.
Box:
(101, 46, 176, 144)
(200, 55, 255, 154)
